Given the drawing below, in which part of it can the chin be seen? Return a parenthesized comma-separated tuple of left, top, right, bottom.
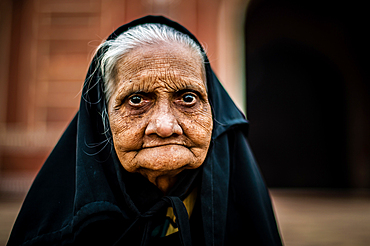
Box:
(118, 145, 206, 192)
(137, 167, 189, 194)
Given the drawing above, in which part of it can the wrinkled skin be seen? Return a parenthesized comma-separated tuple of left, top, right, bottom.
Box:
(108, 43, 213, 194)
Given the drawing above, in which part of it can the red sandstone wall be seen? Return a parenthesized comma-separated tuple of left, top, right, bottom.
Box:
(0, 0, 221, 177)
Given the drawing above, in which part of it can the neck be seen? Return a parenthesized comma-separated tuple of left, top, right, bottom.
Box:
(152, 175, 179, 195)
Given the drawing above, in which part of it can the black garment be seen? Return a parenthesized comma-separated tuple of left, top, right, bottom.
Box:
(7, 16, 282, 246)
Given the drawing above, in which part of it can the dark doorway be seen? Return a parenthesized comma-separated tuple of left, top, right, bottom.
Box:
(244, 0, 369, 188)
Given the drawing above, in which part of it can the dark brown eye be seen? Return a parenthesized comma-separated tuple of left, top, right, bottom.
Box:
(129, 95, 143, 105)
(182, 94, 196, 104)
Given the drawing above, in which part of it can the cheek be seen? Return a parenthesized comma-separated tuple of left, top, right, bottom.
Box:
(180, 106, 213, 148)
(109, 112, 147, 151)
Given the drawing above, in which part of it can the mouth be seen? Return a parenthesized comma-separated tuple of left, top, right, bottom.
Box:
(142, 143, 187, 149)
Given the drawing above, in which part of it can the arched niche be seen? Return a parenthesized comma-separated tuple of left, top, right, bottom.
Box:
(247, 40, 348, 187)
(244, 0, 370, 188)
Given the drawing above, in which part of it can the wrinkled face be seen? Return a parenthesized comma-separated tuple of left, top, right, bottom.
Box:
(108, 42, 213, 193)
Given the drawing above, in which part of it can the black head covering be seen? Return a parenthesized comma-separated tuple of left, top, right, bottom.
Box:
(7, 16, 282, 246)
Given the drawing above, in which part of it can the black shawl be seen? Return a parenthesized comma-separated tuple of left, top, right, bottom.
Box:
(7, 16, 282, 246)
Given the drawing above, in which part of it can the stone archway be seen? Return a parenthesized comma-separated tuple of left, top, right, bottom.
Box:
(244, 0, 370, 188)
(247, 40, 348, 187)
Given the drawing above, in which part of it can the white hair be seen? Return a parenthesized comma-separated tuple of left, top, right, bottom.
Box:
(97, 23, 206, 103)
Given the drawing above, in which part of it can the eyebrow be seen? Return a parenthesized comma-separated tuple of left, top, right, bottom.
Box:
(176, 83, 207, 94)
(114, 82, 145, 102)
(115, 78, 207, 100)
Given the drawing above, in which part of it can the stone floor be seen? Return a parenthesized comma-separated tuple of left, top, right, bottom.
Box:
(0, 196, 23, 246)
(0, 189, 369, 245)
(271, 189, 370, 246)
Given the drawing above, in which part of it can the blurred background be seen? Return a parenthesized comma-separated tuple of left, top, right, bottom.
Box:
(0, 0, 369, 245)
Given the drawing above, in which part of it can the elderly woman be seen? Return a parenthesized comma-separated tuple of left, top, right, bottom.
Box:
(8, 16, 282, 246)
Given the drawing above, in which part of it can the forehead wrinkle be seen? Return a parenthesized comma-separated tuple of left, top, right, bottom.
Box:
(116, 74, 205, 99)
(133, 61, 203, 91)
(124, 45, 202, 75)
(143, 69, 205, 94)
(115, 44, 205, 95)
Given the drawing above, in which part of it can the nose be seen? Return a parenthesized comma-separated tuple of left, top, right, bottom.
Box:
(145, 103, 183, 138)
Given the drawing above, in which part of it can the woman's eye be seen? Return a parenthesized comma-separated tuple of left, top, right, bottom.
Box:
(129, 95, 143, 105)
(182, 93, 197, 105)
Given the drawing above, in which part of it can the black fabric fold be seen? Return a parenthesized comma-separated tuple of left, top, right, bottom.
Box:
(162, 196, 192, 246)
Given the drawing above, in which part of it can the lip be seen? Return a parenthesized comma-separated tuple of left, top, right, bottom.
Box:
(142, 143, 186, 149)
